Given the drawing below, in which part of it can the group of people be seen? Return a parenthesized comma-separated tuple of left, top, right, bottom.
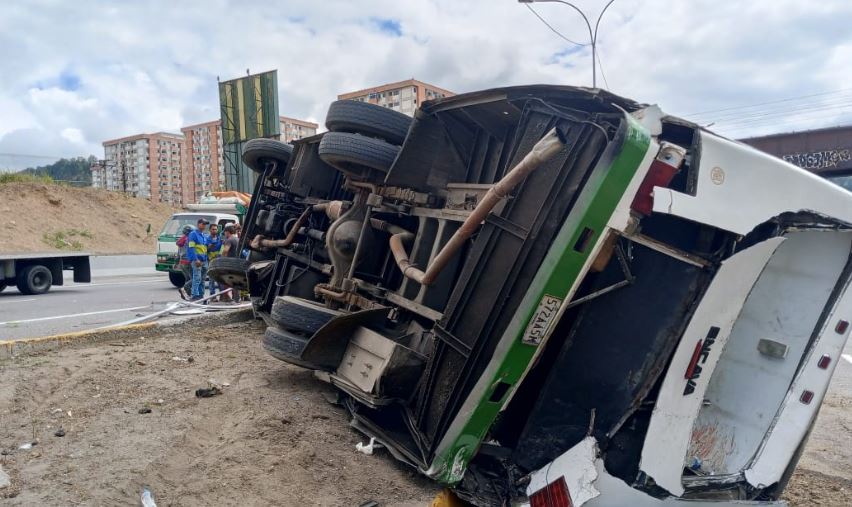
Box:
(176, 218, 242, 303)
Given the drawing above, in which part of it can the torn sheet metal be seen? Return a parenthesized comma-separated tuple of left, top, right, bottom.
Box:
(526, 437, 601, 506)
(523, 438, 787, 507)
(639, 237, 785, 496)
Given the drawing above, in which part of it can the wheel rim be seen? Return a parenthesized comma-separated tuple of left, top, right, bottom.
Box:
(33, 272, 48, 290)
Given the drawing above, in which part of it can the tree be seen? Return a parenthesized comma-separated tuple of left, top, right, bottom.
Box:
(20, 156, 97, 185)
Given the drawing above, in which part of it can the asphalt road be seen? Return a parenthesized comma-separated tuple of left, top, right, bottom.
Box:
(0, 270, 184, 341)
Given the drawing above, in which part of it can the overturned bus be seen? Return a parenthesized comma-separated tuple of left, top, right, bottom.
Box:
(230, 86, 852, 506)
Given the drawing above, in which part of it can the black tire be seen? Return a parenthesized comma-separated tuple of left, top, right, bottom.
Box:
(241, 138, 293, 174)
(318, 132, 400, 175)
(325, 100, 412, 145)
(16, 264, 52, 295)
(271, 296, 339, 336)
(168, 271, 185, 288)
(208, 257, 251, 290)
(262, 326, 319, 369)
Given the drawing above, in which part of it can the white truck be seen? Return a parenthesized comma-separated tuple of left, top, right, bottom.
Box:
(155, 193, 249, 287)
(0, 252, 91, 294)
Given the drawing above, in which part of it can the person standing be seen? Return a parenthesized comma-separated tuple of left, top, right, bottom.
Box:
(220, 224, 241, 303)
(187, 218, 210, 301)
(175, 225, 193, 300)
(207, 223, 222, 300)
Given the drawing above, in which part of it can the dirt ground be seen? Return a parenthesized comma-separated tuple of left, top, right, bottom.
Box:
(0, 182, 175, 255)
(0, 315, 850, 506)
(0, 317, 437, 506)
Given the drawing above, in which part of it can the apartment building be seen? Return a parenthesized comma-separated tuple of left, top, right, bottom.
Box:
(181, 120, 225, 203)
(338, 79, 454, 117)
(94, 115, 317, 204)
(94, 132, 186, 205)
(280, 116, 318, 143)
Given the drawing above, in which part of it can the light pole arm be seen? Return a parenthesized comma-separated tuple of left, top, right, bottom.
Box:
(520, 0, 613, 87)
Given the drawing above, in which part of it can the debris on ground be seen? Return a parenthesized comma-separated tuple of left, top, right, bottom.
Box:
(53, 428, 65, 438)
(140, 486, 157, 507)
(138, 407, 152, 414)
(355, 437, 382, 456)
(0, 465, 10, 489)
(195, 386, 222, 398)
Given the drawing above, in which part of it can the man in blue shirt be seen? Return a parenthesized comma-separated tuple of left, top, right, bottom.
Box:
(186, 218, 211, 301)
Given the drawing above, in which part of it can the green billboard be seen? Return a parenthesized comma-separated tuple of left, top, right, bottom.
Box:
(219, 70, 281, 144)
(218, 70, 280, 192)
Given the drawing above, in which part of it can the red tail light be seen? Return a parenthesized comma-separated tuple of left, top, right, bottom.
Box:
(630, 144, 686, 216)
(530, 477, 573, 507)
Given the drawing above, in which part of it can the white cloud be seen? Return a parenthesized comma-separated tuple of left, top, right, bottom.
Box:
(1, 0, 851, 170)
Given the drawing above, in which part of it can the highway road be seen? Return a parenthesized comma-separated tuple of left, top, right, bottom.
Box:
(0, 272, 184, 341)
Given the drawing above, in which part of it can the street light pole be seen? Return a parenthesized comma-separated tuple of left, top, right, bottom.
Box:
(519, 0, 616, 88)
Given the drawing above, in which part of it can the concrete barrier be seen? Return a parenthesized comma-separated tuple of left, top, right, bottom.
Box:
(90, 254, 158, 277)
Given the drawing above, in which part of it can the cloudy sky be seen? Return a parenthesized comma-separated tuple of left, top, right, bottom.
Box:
(2, 0, 852, 170)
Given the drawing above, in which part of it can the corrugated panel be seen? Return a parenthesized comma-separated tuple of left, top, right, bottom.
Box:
(219, 70, 281, 144)
(222, 141, 256, 193)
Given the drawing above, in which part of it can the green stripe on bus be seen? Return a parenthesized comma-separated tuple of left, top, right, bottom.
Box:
(430, 115, 652, 484)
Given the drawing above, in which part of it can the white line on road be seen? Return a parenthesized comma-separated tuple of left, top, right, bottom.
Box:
(60, 278, 167, 288)
(0, 298, 37, 304)
(842, 354, 852, 365)
(0, 305, 151, 326)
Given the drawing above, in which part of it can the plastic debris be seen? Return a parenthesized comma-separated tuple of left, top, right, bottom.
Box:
(355, 437, 383, 456)
(18, 442, 36, 450)
(141, 486, 157, 507)
(0, 464, 10, 489)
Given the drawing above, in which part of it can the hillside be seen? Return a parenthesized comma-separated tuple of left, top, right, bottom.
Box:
(20, 156, 97, 185)
(0, 182, 176, 255)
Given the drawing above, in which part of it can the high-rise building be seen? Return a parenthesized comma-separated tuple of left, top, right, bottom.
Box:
(181, 120, 225, 204)
(94, 115, 316, 205)
(280, 116, 319, 143)
(94, 132, 186, 206)
(338, 79, 454, 117)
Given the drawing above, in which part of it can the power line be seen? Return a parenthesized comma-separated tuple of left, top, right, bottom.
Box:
(693, 93, 852, 124)
(707, 100, 852, 129)
(524, 4, 588, 48)
(0, 152, 69, 160)
(687, 86, 852, 118)
(720, 109, 852, 135)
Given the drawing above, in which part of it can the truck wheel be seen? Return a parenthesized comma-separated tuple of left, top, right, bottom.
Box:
(318, 132, 400, 175)
(168, 271, 185, 288)
(242, 138, 293, 174)
(17, 264, 53, 295)
(208, 257, 251, 290)
(325, 100, 412, 145)
(271, 296, 340, 336)
(262, 326, 320, 369)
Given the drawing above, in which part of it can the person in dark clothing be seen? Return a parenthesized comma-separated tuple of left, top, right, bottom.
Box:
(219, 224, 241, 303)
